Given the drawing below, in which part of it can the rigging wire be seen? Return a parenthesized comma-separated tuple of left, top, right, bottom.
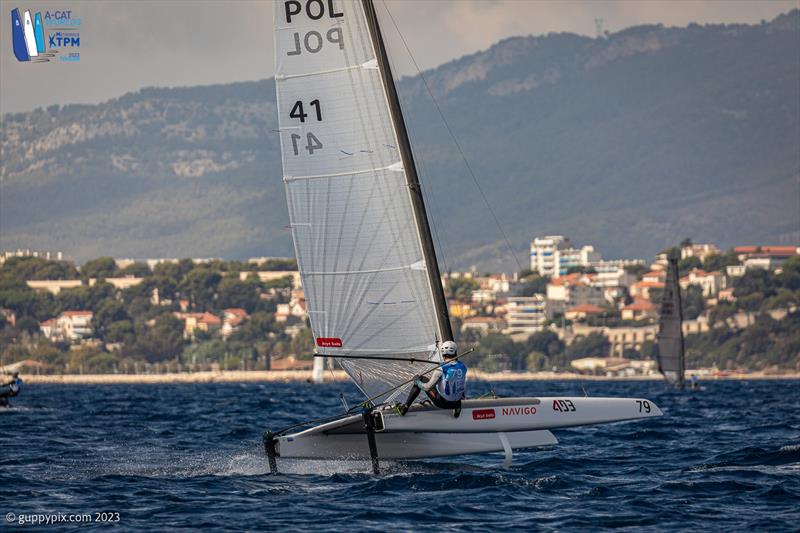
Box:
(379, 15, 452, 275)
(380, 1, 525, 274)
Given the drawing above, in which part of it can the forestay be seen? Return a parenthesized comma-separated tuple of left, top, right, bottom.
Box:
(273, 0, 442, 402)
(655, 256, 685, 387)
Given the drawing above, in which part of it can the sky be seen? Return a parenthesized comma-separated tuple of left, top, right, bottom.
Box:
(1, 0, 797, 114)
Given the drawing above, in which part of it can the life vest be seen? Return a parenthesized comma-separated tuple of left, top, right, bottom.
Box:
(9, 378, 22, 394)
(436, 361, 467, 402)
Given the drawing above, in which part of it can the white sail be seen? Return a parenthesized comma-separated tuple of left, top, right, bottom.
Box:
(23, 11, 39, 57)
(273, 0, 442, 402)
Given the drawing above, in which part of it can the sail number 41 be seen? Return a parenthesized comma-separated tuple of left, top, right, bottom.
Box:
(290, 100, 322, 123)
(289, 100, 323, 155)
(290, 133, 323, 155)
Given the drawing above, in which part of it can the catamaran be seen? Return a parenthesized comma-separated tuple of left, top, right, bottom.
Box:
(654, 253, 686, 388)
(265, 0, 662, 473)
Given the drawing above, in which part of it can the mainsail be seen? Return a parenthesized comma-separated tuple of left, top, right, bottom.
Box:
(654, 255, 685, 387)
(273, 0, 449, 402)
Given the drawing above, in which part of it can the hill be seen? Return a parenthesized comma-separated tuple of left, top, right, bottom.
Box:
(2, 10, 798, 269)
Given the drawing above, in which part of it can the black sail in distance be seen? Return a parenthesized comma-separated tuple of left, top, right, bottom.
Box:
(655, 255, 685, 387)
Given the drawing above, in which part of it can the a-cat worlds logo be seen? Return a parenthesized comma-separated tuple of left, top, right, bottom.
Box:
(10, 7, 81, 63)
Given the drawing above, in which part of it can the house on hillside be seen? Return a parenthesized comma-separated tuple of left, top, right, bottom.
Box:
(621, 299, 657, 321)
(681, 243, 720, 262)
(275, 290, 307, 323)
(221, 308, 249, 338)
(39, 318, 58, 340)
(629, 277, 665, 301)
(40, 311, 94, 342)
(59, 311, 94, 341)
(239, 270, 302, 290)
(26, 279, 83, 295)
(546, 273, 605, 313)
(175, 312, 221, 339)
(448, 300, 476, 319)
(734, 245, 798, 263)
(97, 276, 144, 290)
(680, 268, 723, 297)
(461, 316, 506, 335)
(564, 303, 605, 321)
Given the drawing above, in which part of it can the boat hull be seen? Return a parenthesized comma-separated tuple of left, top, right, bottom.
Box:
(278, 428, 558, 460)
(276, 396, 662, 459)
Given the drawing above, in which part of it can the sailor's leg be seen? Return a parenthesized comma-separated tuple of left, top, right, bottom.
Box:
(427, 390, 449, 409)
(429, 394, 461, 416)
(400, 384, 422, 415)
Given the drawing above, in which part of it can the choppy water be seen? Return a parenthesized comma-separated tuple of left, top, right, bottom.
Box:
(1, 379, 798, 531)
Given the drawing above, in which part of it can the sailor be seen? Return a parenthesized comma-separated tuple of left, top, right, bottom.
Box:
(0, 372, 23, 407)
(397, 341, 467, 418)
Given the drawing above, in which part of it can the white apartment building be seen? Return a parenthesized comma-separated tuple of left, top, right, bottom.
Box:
(59, 311, 94, 341)
(530, 236, 601, 278)
(1, 248, 64, 264)
(41, 311, 94, 342)
(592, 259, 644, 273)
(504, 295, 547, 336)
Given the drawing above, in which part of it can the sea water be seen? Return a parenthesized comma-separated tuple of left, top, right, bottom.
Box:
(1, 380, 798, 531)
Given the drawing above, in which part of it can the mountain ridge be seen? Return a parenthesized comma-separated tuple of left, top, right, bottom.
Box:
(2, 10, 798, 268)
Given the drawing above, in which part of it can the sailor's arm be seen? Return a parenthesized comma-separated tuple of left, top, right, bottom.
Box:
(420, 367, 442, 391)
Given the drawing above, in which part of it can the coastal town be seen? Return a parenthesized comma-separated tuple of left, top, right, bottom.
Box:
(1, 236, 798, 379)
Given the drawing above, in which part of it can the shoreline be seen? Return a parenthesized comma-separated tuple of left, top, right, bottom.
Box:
(17, 370, 800, 384)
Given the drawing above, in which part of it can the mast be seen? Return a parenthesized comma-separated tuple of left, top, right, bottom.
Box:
(361, 0, 453, 342)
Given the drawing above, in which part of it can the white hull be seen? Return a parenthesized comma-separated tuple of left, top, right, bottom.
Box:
(279, 427, 558, 460)
(277, 396, 662, 460)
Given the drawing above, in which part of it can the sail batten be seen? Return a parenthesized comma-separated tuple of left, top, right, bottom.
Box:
(273, 0, 443, 402)
(284, 162, 403, 182)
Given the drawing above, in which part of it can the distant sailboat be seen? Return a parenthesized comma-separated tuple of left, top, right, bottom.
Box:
(654, 253, 685, 388)
(311, 356, 325, 384)
(11, 9, 30, 62)
(22, 10, 39, 58)
(264, 0, 663, 473)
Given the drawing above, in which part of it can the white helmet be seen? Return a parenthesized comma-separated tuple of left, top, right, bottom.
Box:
(441, 340, 458, 357)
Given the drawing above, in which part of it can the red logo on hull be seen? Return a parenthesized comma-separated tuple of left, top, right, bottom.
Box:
(472, 409, 496, 420)
(316, 337, 343, 348)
